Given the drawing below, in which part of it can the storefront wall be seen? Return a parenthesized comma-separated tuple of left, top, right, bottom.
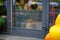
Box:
(7, 0, 49, 38)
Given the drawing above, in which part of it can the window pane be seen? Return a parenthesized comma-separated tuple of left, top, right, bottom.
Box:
(0, 0, 7, 32)
(15, 0, 42, 11)
(12, 0, 42, 30)
(49, 0, 59, 26)
(0, 0, 7, 16)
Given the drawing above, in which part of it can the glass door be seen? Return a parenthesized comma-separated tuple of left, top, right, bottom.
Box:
(7, 0, 49, 38)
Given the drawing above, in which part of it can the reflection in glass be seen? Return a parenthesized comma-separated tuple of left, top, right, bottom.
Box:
(49, 0, 60, 26)
(0, 0, 7, 32)
(12, 0, 42, 30)
(0, 0, 7, 16)
(16, 0, 42, 11)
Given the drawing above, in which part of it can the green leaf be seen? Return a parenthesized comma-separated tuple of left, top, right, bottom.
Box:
(0, 17, 5, 26)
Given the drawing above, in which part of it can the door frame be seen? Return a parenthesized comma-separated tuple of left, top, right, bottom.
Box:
(7, 0, 49, 38)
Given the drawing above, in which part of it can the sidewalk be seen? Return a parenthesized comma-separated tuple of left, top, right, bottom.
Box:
(0, 34, 44, 40)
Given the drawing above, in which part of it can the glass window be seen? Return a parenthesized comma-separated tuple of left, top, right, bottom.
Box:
(0, 0, 7, 32)
(0, 0, 7, 16)
(49, 0, 60, 26)
(12, 0, 42, 30)
(15, 0, 42, 11)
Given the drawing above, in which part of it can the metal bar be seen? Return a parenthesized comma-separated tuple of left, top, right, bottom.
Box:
(42, 0, 49, 36)
(7, 0, 11, 33)
(11, 0, 13, 28)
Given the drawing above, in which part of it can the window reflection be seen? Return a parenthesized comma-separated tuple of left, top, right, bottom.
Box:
(16, 0, 42, 11)
(49, 0, 60, 26)
(14, 11, 42, 30)
(0, 0, 7, 16)
(0, 0, 7, 32)
(12, 0, 42, 30)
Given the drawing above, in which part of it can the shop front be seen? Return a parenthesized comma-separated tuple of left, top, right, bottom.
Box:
(6, 0, 60, 38)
